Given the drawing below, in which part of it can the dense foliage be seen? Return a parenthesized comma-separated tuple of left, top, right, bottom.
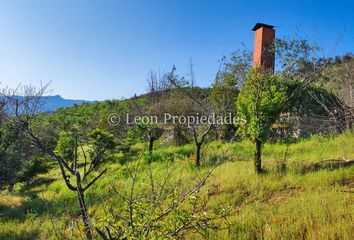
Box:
(237, 68, 286, 173)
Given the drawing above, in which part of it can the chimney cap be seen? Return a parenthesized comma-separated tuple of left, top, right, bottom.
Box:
(252, 23, 275, 31)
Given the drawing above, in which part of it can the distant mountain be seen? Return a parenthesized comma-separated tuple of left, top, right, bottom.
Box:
(39, 95, 95, 112)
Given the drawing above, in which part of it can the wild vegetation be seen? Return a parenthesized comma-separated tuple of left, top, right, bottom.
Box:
(0, 132, 353, 239)
(0, 35, 353, 239)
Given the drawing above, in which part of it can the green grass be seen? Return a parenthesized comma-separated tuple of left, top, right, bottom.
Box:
(0, 132, 353, 239)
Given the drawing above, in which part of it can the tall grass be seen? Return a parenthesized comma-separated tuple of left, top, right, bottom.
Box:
(0, 132, 353, 239)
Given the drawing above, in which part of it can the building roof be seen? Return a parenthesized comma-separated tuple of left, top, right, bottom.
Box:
(252, 23, 275, 31)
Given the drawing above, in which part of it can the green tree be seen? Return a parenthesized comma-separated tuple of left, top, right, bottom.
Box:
(55, 131, 76, 161)
(0, 101, 50, 190)
(210, 48, 252, 140)
(88, 128, 116, 166)
(237, 67, 286, 174)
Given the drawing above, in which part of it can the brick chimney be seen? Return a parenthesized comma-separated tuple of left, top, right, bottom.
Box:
(252, 23, 275, 72)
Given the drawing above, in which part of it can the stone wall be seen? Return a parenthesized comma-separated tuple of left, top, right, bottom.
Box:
(296, 116, 337, 138)
(271, 114, 337, 139)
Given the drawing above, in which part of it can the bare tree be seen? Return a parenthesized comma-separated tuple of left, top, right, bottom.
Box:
(167, 65, 215, 167)
(127, 97, 164, 155)
(268, 34, 340, 128)
(2, 85, 110, 240)
(315, 55, 354, 130)
(95, 135, 238, 240)
(146, 69, 171, 103)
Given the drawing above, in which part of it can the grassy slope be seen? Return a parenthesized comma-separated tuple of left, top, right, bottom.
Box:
(0, 132, 353, 240)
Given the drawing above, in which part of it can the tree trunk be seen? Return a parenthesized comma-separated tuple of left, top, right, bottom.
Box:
(149, 137, 154, 154)
(195, 143, 201, 167)
(254, 139, 262, 174)
(77, 188, 93, 240)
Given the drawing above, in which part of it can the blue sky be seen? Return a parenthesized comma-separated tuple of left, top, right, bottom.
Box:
(0, 0, 353, 100)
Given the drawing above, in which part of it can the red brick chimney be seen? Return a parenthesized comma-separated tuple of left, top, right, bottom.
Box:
(252, 23, 275, 72)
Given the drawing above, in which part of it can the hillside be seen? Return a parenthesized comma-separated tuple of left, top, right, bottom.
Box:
(0, 1, 353, 239)
(0, 132, 353, 239)
(40, 95, 96, 112)
(21, 95, 96, 112)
